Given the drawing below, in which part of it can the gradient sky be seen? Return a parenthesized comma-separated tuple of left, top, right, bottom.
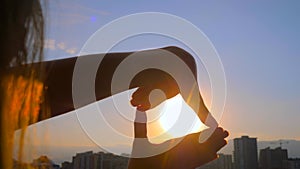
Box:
(15, 0, 300, 163)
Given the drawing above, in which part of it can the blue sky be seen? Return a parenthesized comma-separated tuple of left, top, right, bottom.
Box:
(15, 0, 300, 163)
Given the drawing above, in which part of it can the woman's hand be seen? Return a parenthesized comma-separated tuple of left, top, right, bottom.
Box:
(130, 69, 180, 111)
(127, 111, 229, 169)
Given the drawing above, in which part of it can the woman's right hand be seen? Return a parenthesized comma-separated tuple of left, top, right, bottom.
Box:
(128, 111, 229, 169)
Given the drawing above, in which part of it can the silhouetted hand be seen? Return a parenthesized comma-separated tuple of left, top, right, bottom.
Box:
(130, 69, 180, 111)
(129, 68, 217, 129)
(127, 111, 229, 169)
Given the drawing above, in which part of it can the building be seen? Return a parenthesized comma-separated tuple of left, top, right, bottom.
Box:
(283, 158, 300, 169)
(218, 154, 234, 169)
(233, 136, 258, 169)
(93, 152, 128, 169)
(61, 161, 73, 169)
(71, 151, 129, 169)
(197, 154, 233, 169)
(73, 151, 94, 169)
(259, 147, 288, 169)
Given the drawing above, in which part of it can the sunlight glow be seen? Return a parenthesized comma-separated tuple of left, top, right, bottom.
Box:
(158, 95, 208, 138)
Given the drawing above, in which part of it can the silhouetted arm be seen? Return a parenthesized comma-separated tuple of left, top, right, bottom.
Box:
(19, 46, 211, 124)
(42, 51, 131, 118)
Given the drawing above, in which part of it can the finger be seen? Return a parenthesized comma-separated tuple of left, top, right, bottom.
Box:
(133, 110, 148, 139)
(206, 127, 229, 152)
(212, 127, 229, 139)
(223, 130, 229, 138)
(136, 104, 151, 111)
(198, 127, 216, 143)
(131, 99, 151, 111)
(131, 87, 151, 107)
(214, 139, 228, 152)
(208, 127, 228, 142)
(131, 87, 164, 111)
(198, 120, 226, 142)
(131, 87, 150, 100)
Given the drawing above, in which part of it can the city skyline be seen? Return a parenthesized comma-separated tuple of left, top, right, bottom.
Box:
(13, 135, 300, 169)
(13, 132, 300, 165)
(13, 0, 300, 165)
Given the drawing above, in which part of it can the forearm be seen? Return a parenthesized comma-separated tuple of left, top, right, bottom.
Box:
(13, 46, 212, 124)
(162, 47, 216, 127)
(42, 46, 201, 118)
(183, 83, 216, 127)
(43, 52, 132, 118)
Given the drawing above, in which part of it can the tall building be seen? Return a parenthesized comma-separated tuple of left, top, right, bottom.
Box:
(197, 153, 233, 169)
(233, 136, 258, 169)
(259, 147, 288, 169)
(73, 151, 94, 169)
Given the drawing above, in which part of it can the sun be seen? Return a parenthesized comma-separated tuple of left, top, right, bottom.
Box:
(158, 94, 208, 138)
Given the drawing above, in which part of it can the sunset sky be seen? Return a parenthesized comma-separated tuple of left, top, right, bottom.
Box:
(14, 0, 300, 163)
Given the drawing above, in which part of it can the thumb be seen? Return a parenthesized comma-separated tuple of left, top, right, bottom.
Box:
(131, 110, 153, 158)
(134, 110, 148, 138)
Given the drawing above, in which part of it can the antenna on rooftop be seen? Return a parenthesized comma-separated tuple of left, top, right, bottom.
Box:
(270, 140, 289, 148)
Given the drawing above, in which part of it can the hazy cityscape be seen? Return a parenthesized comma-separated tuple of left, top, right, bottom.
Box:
(2, 1, 299, 169)
(14, 135, 300, 169)
(17, 1, 299, 169)
(198, 136, 300, 169)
